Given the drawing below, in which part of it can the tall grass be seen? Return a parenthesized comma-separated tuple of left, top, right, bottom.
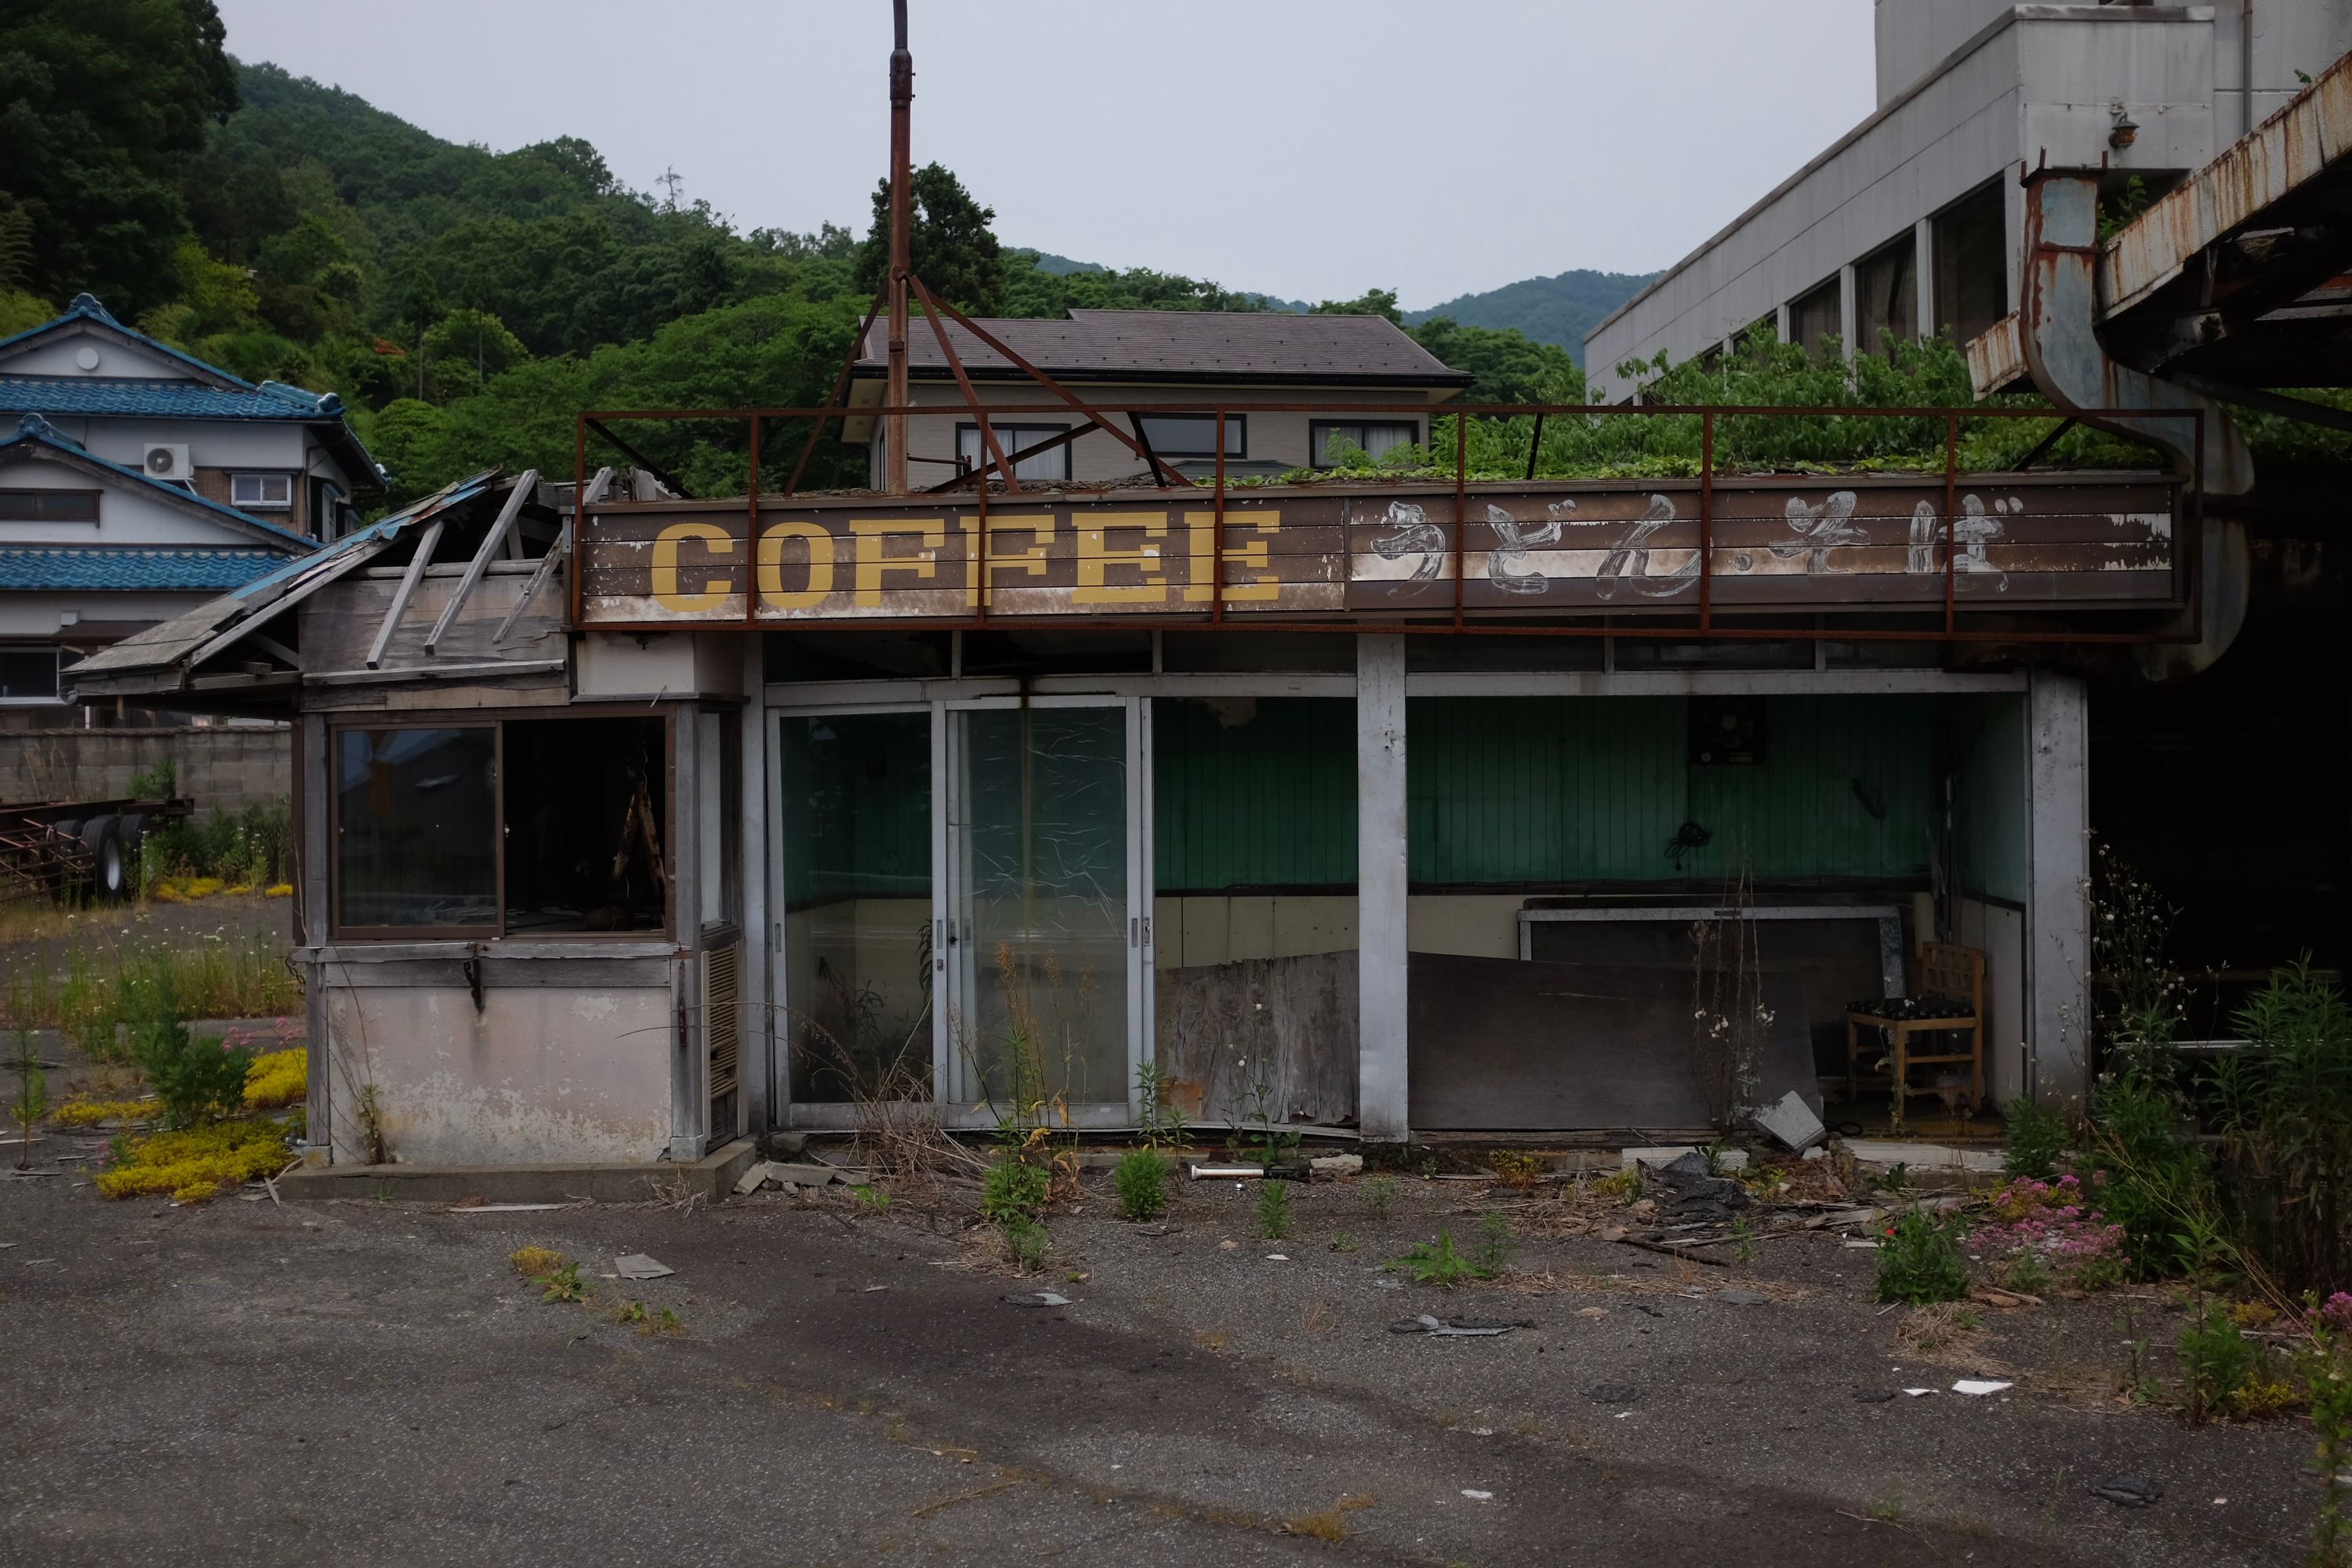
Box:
(2, 928, 298, 1054)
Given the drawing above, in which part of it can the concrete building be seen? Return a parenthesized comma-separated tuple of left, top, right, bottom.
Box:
(1586, 1, 2352, 397)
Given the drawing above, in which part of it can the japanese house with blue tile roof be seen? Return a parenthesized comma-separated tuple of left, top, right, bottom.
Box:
(0, 293, 374, 722)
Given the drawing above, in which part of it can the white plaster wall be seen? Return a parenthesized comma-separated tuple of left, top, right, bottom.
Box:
(0, 450, 281, 544)
(2, 332, 191, 379)
(0, 590, 209, 637)
(324, 985, 674, 1164)
(1953, 895, 2027, 1105)
(1875, 0, 2014, 104)
(1152, 895, 1358, 968)
(78, 420, 310, 472)
(875, 383, 1444, 486)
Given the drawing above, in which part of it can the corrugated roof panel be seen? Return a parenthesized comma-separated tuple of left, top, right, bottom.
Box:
(857, 309, 1470, 383)
(0, 546, 292, 592)
(0, 377, 336, 421)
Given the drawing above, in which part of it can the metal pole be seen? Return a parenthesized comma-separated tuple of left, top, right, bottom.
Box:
(744, 416, 760, 630)
(1699, 410, 1715, 630)
(884, 0, 913, 496)
(1943, 414, 1958, 635)
(1453, 412, 1466, 626)
(1211, 409, 1226, 624)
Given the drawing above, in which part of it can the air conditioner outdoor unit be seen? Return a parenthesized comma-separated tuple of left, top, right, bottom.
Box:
(142, 444, 193, 481)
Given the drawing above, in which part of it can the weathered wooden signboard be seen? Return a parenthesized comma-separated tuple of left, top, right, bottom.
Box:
(574, 474, 2178, 627)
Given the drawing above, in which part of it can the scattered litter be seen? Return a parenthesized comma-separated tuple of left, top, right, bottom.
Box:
(1902, 1388, 1936, 1397)
(1585, 1382, 1640, 1404)
(1619, 1145, 1748, 1173)
(1191, 1163, 1265, 1180)
(1842, 1237, 1881, 1250)
(1003, 1291, 1071, 1308)
(1265, 1254, 1290, 1262)
(1843, 1139, 2004, 1175)
(1613, 1410, 1635, 1419)
(1460, 1490, 1494, 1502)
(447, 1203, 568, 1214)
(239, 1191, 267, 1202)
(1951, 1379, 2012, 1397)
(0, 1242, 13, 1249)
(1390, 1314, 1530, 1338)
(1751, 1088, 1828, 1152)
(1853, 1390, 1896, 1403)
(1575, 1306, 1609, 1321)
(1136, 1224, 1182, 1237)
(614, 1253, 674, 1281)
(733, 1162, 771, 1196)
(1374, 1277, 1403, 1290)
(2212, 1497, 2227, 1506)
(1632, 1302, 1664, 1318)
(1218, 1240, 1239, 1252)
(1470, 1427, 1494, 1436)
(1715, 1288, 1768, 1305)
(2092, 1475, 2161, 1508)
(862, 1284, 889, 1292)
(1309, 1152, 1363, 1178)
(764, 1163, 842, 1189)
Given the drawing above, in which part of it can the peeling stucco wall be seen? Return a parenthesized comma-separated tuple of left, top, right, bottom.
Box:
(323, 985, 673, 1165)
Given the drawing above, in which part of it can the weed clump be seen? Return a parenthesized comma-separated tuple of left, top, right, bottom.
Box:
(49, 1094, 157, 1129)
(1255, 1178, 1294, 1240)
(241, 1047, 307, 1111)
(1873, 1207, 1969, 1305)
(93, 1118, 288, 1200)
(122, 966, 251, 1127)
(509, 1246, 564, 1279)
(982, 1158, 1049, 1226)
(1112, 1148, 1170, 1221)
(2002, 1094, 2068, 1180)
(1389, 1229, 1491, 1287)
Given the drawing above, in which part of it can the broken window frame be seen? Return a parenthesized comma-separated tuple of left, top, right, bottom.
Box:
(325, 706, 676, 943)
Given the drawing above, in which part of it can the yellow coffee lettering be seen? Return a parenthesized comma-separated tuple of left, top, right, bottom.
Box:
(650, 522, 735, 613)
(1075, 512, 1167, 604)
(964, 514, 1054, 608)
(757, 520, 835, 610)
(851, 518, 946, 608)
(1225, 510, 1280, 602)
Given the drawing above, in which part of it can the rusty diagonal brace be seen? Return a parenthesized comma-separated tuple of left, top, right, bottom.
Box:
(908, 274, 1019, 492)
(915, 286, 1195, 489)
(784, 280, 891, 498)
(924, 422, 1102, 493)
(584, 419, 688, 499)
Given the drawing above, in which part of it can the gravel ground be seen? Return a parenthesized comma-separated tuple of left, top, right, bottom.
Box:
(0, 1151, 2321, 1567)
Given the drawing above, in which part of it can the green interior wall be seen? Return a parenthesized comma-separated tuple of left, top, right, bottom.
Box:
(1407, 695, 1936, 887)
(1152, 697, 1356, 892)
(1953, 691, 2027, 904)
(779, 712, 931, 908)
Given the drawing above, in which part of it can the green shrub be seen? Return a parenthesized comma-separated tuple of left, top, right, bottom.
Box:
(981, 1158, 1049, 1225)
(122, 967, 252, 1127)
(2178, 1299, 2258, 1423)
(2002, 1095, 2068, 1180)
(1474, 1210, 1515, 1273)
(1873, 1207, 1969, 1305)
(1112, 1148, 1169, 1221)
(1389, 1229, 1490, 1287)
(1255, 1178, 1293, 1240)
(1001, 1218, 1050, 1272)
(2212, 960, 2352, 1296)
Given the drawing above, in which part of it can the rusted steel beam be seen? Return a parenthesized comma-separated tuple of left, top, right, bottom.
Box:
(922, 422, 1099, 494)
(1452, 414, 1466, 625)
(1211, 410, 1226, 624)
(1698, 412, 1714, 630)
(912, 293, 1194, 488)
(585, 419, 689, 499)
(909, 276, 1020, 492)
(743, 417, 760, 631)
(884, 0, 913, 495)
(2012, 417, 2078, 470)
(786, 281, 889, 499)
(1943, 415, 1958, 635)
(1523, 412, 1544, 481)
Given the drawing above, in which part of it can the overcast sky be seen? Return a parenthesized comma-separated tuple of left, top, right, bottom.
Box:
(211, 0, 1876, 308)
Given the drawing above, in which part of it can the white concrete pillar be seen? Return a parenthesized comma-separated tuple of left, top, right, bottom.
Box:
(1356, 634, 1409, 1142)
(1774, 302, 1793, 344)
(1913, 216, 1937, 340)
(1838, 263, 1860, 362)
(739, 636, 771, 1135)
(2024, 671, 2090, 1102)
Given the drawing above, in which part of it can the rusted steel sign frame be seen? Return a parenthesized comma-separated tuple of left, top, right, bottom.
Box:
(569, 399, 2202, 648)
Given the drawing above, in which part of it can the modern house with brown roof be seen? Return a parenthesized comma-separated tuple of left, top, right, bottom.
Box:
(844, 310, 1472, 483)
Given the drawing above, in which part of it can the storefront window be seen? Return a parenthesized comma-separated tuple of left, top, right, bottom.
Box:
(334, 727, 498, 931)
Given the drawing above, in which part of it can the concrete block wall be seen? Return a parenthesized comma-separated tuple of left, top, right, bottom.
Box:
(0, 725, 293, 813)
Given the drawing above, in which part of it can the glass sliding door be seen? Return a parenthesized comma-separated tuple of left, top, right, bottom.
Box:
(945, 700, 1145, 1112)
(779, 710, 935, 1103)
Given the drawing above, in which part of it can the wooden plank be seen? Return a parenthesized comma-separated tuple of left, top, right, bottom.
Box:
(426, 469, 536, 653)
(1153, 950, 1359, 1126)
(365, 520, 442, 670)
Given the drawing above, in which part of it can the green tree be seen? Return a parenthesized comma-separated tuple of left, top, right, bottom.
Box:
(852, 162, 1005, 314)
(1408, 316, 1584, 405)
(1310, 287, 1402, 324)
(0, 0, 238, 313)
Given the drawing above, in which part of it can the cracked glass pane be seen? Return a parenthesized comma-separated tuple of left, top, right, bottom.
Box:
(953, 706, 1128, 1107)
(781, 713, 934, 1103)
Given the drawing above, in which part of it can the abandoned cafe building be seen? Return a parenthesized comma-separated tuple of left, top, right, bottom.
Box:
(68, 264, 2241, 1167)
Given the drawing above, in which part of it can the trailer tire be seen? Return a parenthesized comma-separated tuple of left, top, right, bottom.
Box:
(116, 813, 149, 888)
(81, 815, 128, 902)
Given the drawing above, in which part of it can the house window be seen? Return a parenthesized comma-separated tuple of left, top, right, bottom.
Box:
(1854, 234, 1918, 360)
(1135, 414, 1244, 459)
(1788, 275, 1842, 361)
(230, 473, 293, 510)
(1933, 180, 2009, 347)
(0, 648, 70, 702)
(1308, 421, 1419, 469)
(332, 715, 670, 938)
(955, 423, 1072, 481)
(0, 490, 99, 522)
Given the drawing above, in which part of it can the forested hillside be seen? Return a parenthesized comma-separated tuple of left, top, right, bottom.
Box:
(0, 4, 1584, 507)
(1405, 269, 1659, 364)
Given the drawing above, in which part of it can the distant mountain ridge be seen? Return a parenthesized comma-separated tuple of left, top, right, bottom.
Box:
(1023, 252, 1653, 365)
(1405, 269, 1659, 366)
